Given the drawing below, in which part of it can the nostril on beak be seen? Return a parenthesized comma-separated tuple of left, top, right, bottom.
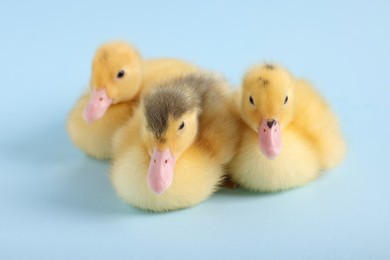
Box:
(267, 120, 276, 129)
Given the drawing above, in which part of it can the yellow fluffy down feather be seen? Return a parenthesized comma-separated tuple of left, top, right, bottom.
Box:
(110, 73, 240, 212)
(67, 41, 198, 159)
(229, 64, 346, 192)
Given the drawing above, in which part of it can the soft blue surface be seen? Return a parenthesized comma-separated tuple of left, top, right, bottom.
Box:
(1, 1, 389, 259)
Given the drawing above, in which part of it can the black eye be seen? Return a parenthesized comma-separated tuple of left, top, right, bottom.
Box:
(284, 96, 288, 105)
(249, 95, 255, 106)
(117, 70, 125, 79)
(178, 122, 185, 130)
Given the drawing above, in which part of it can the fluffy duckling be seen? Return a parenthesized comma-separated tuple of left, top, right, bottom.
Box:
(229, 64, 346, 192)
(110, 73, 240, 212)
(67, 42, 198, 159)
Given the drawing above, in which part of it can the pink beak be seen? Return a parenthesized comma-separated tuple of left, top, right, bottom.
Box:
(258, 119, 282, 160)
(83, 88, 113, 123)
(147, 147, 176, 195)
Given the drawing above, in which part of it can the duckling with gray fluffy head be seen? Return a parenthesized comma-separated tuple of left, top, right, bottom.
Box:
(110, 73, 240, 212)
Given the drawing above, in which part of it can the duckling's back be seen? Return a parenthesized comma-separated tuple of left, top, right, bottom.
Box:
(293, 79, 346, 168)
(141, 59, 199, 92)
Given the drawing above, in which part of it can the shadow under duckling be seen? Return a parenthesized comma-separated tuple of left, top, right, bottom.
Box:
(228, 64, 346, 192)
(67, 41, 198, 159)
(110, 73, 240, 212)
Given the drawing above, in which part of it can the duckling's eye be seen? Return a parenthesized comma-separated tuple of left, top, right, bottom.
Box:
(249, 95, 255, 106)
(178, 122, 185, 130)
(284, 96, 288, 105)
(117, 70, 125, 79)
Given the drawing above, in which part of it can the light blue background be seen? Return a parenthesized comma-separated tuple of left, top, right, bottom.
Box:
(1, 0, 389, 259)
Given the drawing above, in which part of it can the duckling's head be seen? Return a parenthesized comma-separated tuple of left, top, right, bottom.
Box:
(241, 64, 294, 159)
(142, 86, 201, 195)
(83, 41, 142, 123)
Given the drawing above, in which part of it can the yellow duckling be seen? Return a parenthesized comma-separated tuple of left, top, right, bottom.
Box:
(67, 41, 198, 159)
(110, 73, 240, 212)
(229, 64, 346, 192)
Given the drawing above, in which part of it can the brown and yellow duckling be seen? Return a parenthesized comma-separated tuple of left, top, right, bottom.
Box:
(110, 73, 240, 211)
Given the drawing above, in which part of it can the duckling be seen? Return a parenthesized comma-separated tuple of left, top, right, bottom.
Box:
(110, 73, 240, 212)
(229, 64, 346, 192)
(67, 41, 198, 159)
